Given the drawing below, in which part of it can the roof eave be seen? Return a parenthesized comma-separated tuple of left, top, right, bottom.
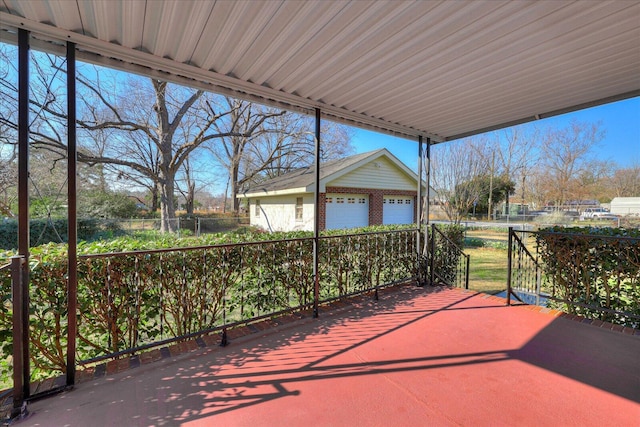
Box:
(238, 187, 310, 198)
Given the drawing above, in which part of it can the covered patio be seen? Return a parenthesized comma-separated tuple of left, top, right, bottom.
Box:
(20, 286, 640, 426)
(1, 0, 639, 424)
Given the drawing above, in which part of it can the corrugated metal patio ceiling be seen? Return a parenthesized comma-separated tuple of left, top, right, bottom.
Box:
(1, 0, 639, 142)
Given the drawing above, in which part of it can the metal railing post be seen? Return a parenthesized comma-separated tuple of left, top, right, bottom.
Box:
(11, 255, 26, 418)
(66, 40, 78, 388)
(312, 108, 321, 317)
(17, 28, 31, 405)
(465, 254, 470, 290)
(416, 136, 423, 286)
(506, 227, 513, 306)
(429, 223, 436, 286)
(220, 253, 228, 346)
(535, 241, 542, 306)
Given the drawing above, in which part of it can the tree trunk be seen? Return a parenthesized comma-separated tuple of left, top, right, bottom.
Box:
(185, 181, 195, 214)
(151, 186, 159, 212)
(231, 163, 240, 213)
(159, 176, 176, 233)
(505, 191, 510, 218)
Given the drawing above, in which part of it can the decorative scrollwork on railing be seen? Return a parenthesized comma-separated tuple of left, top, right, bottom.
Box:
(428, 224, 469, 289)
(508, 227, 640, 328)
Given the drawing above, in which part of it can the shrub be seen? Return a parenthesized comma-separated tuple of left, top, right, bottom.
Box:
(0, 225, 419, 383)
(536, 226, 640, 327)
(464, 237, 486, 248)
(0, 218, 108, 250)
(425, 224, 466, 286)
(534, 211, 572, 226)
(78, 191, 139, 219)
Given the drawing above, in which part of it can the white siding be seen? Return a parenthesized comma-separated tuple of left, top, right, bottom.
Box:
(610, 197, 640, 216)
(249, 194, 314, 232)
(327, 157, 415, 191)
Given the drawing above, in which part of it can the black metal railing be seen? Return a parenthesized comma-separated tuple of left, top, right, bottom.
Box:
(1, 256, 28, 418)
(506, 229, 544, 306)
(507, 227, 640, 327)
(1, 229, 418, 391)
(429, 224, 469, 289)
(76, 237, 315, 363)
(320, 229, 417, 300)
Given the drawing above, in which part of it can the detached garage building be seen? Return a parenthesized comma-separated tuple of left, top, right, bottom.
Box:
(238, 149, 425, 231)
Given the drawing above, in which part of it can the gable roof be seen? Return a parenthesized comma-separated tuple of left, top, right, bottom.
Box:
(1, 1, 638, 142)
(239, 149, 419, 197)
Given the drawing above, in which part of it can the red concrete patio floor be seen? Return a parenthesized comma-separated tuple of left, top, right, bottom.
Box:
(18, 286, 640, 426)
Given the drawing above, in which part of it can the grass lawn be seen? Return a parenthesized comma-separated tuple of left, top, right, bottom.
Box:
(465, 246, 508, 295)
(465, 228, 508, 242)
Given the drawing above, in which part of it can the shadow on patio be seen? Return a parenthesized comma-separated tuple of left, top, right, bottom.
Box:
(19, 285, 640, 427)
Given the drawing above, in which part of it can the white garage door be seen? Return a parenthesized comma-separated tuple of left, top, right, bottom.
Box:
(383, 196, 414, 225)
(325, 194, 369, 230)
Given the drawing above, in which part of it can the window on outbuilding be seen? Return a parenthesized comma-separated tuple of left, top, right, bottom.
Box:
(295, 197, 303, 221)
(255, 200, 260, 217)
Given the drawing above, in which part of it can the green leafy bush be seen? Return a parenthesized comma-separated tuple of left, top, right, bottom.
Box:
(0, 225, 418, 385)
(29, 197, 66, 218)
(426, 224, 466, 287)
(536, 226, 640, 327)
(0, 218, 108, 250)
(464, 237, 486, 247)
(78, 191, 139, 219)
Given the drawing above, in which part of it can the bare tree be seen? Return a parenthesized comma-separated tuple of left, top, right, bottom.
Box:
(0, 141, 17, 217)
(608, 164, 640, 198)
(574, 159, 616, 202)
(0, 46, 295, 231)
(430, 137, 491, 223)
(488, 126, 540, 214)
(206, 98, 287, 212)
(493, 127, 538, 179)
(176, 155, 202, 215)
(532, 121, 604, 208)
(208, 98, 354, 212)
(250, 113, 353, 179)
(0, 54, 17, 215)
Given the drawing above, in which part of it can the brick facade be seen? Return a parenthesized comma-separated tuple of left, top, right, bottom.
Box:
(322, 186, 417, 230)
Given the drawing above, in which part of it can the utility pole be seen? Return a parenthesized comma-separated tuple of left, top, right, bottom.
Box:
(488, 151, 495, 221)
(521, 174, 526, 217)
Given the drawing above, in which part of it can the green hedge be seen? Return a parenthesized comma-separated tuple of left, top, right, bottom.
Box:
(536, 226, 640, 327)
(0, 225, 417, 385)
(0, 218, 115, 250)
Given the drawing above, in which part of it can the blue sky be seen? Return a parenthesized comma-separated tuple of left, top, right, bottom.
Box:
(351, 97, 640, 171)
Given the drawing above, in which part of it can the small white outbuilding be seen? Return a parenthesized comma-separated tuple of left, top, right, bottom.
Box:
(610, 197, 640, 216)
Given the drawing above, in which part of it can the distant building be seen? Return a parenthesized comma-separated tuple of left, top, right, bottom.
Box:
(238, 149, 432, 232)
(610, 197, 640, 216)
(565, 200, 600, 213)
(544, 200, 600, 213)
